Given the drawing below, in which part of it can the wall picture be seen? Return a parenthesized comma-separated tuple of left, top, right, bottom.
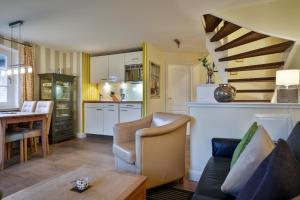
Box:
(150, 61, 160, 98)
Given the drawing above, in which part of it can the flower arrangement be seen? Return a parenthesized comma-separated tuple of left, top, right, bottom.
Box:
(199, 57, 215, 84)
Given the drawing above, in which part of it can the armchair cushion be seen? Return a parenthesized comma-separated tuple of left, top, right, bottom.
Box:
(212, 138, 240, 158)
(113, 142, 136, 164)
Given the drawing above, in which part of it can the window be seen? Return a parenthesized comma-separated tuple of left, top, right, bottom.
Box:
(0, 46, 19, 109)
(0, 54, 8, 103)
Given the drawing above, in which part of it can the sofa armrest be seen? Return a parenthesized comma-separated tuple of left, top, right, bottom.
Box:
(212, 138, 240, 158)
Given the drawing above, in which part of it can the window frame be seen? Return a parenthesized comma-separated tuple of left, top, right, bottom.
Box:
(0, 45, 20, 110)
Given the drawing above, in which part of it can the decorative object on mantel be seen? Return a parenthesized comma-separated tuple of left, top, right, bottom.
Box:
(214, 84, 236, 102)
(276, 69, 299, 103)
(199, 57, 215, 84)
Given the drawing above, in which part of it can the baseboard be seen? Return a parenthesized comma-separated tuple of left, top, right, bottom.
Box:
(188, 169, 202, 181)
(76, 132, 87, 139)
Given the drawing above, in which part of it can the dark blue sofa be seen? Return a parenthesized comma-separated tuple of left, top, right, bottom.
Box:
(192, 121, 300, 200)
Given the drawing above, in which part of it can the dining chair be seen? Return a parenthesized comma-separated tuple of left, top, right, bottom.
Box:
(21, 101, 37, 112)
(4, 101, 37, 162)
(23, 101, 53, 161)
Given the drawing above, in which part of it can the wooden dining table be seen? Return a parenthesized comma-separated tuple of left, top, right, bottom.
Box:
(0, 112, 48, 170)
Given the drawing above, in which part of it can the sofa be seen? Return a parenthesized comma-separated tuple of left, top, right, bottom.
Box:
(113, 112, 190, 188)
(192, 121, 300, 200)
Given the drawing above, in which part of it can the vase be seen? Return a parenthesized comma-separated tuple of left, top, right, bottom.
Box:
(206, 68, 215, 84)
(214, 84, 236, 102)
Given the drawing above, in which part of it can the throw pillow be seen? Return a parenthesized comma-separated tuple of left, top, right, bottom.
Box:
(230, 122, 258, 168)
(237, 139, 300, 200)
(221, 126, 275, 196)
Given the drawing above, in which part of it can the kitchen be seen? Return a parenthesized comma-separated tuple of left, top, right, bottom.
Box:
(83, 50, 143, 136)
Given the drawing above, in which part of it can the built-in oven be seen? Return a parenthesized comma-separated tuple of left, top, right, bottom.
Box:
(125, 64, 143, 82)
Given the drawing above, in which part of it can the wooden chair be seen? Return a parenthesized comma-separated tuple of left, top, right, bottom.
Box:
(5, 101, 36, 162)
(23, 101, 54, 161)
(5, 131, 24, 163)
(21, 101, 37, 112)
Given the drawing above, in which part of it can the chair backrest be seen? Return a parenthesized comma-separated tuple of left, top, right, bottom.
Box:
(35, 101, 54, 135)
(151, 112, 189, 128)
(21, 101, 37, 112)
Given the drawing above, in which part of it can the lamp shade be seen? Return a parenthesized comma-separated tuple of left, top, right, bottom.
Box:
(276, 69, 300, 87)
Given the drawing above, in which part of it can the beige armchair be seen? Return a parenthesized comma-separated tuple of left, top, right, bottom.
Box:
(113, 112, 190, 188)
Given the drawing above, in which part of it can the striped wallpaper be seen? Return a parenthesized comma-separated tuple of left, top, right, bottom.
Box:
(34, 45, 81, 99)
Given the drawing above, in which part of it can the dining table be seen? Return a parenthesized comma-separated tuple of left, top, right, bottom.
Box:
(0, 111, 48, 170)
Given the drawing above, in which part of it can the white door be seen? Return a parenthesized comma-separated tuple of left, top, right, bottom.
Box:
(108, 54, 125, 81)
(84, 107, 104, 135)
(166, 65, 191, 114)
(90, 56, 109, 83)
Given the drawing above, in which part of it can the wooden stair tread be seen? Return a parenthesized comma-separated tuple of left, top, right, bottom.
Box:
(225, 61, 284, 72)
(237, 89, 274, 93)
(228, 77, 276, 82)
(219, 41, 294, 62)
(233, 100, 271, 102)
(215, 31, 268, 52)
(203, 14, 222, 33)
(210, 22, 240, 42)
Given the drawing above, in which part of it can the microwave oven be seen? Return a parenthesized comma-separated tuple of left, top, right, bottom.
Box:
(125, 64, 143, 82)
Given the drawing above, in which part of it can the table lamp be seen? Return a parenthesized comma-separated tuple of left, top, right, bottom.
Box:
(276, 69, 300, 103)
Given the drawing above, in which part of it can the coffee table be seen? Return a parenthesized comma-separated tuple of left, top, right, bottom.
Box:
(3, 167, 147, 200)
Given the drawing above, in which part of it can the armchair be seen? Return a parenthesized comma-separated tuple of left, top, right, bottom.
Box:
(113, 112, 190, 188)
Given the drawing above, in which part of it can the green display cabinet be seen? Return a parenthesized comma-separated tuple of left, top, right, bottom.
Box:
(38, 73, 75, 144)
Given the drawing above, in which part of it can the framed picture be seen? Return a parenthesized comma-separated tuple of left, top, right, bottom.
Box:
(150, 61, 160, 98)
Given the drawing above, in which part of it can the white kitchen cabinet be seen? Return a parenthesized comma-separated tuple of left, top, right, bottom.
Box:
(108, 54, 125, 81)
(120, 103, 142, 123)
(103, 104, 119, 136)
(90, 56, 109, 83)
(124, 51, 142, 65)
(84, 104, 104, 135)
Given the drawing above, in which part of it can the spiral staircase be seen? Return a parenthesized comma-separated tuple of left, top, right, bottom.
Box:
(203, 14, 295, 102)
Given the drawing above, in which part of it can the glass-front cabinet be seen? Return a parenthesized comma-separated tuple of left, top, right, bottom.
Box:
(39, 73, 75, 144)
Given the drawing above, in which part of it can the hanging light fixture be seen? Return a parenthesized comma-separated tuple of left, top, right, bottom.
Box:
(5, 20, 32, 75)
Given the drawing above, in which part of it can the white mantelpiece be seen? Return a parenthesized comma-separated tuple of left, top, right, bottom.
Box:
(188, 102, 300, 181)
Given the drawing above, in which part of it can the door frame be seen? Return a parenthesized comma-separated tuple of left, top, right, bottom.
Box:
(165, 64, 192, 114)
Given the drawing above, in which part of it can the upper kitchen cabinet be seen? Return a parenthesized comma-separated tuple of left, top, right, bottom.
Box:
(90, 56, 109, 83)
(124, 51, 142, 65)
(108, 54, 125, 81)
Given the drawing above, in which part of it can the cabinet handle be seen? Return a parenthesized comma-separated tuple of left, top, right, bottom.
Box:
(107, 105, 114, 106)
(96, 109, 103, 111)
(101, 78, 107, 80)
(120, 110, 128, 111)
(107, 109, 115, 111)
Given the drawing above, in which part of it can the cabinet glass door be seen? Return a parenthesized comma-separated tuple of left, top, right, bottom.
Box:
(55, 80, 72, 118)
(41, 78, 52, 100)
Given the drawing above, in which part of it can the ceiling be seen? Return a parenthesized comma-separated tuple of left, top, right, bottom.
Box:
(0, 0, 275, 53)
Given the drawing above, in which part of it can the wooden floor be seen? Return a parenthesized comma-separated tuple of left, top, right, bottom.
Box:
(0, 135, 197, 197)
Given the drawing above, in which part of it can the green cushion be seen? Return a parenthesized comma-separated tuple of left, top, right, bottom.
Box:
(230, 122, 258, 168)
(5, 131, 24, 143)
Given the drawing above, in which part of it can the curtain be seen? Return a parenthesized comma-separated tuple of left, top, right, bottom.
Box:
(20, 46, 35, 101)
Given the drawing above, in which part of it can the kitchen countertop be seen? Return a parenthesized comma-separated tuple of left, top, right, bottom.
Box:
(83, 100, 143, 104)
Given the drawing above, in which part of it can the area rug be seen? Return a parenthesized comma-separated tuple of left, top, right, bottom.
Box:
(147, 186, 194, 200)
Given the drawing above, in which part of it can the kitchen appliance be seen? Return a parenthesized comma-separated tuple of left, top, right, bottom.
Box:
(125, 64, 143, 82)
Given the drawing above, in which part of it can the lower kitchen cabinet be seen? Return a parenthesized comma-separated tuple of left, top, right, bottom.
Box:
(84, 104, 104, 135)
(103, 104, 119, 136)
(84, 102, 142, 136)
(120, 103, 142, 123)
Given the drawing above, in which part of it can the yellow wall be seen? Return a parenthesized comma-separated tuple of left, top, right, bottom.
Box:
(81, 53, 100, 101)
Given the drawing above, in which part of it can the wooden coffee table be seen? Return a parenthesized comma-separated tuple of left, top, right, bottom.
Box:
(3, 167, 147, 200)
